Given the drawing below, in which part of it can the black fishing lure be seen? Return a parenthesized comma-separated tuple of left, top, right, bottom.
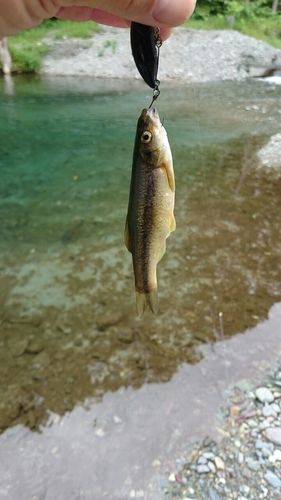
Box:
(130, 22, 161, 89)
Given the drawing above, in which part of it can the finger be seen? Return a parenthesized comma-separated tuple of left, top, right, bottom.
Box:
(56, 7, 129, 28)
(56, 7, 173, 40)
(59, 0, 196, 28)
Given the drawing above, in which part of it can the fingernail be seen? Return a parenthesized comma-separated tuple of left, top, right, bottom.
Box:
(153, 0, 194, 26)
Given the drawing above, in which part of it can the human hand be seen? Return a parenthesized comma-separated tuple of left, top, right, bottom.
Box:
(0, 0, 196, 41)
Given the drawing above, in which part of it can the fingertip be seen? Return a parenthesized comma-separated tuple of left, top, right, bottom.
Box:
(153, 0, 196, 27)
(159, 27, 173, 42)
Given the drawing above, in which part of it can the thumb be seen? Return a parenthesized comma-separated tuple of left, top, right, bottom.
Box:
(60, 0, 196, 28)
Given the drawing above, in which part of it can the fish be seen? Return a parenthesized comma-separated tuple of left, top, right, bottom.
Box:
(125, 107, 176, 318)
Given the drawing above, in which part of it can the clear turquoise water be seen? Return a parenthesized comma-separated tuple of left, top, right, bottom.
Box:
(1, 76, 275, 251)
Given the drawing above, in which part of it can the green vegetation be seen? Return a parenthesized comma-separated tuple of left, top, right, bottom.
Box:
(2, 19, 101, 73)
(98, 39, 118, 57)
(186, 0, 281, 48)
(191, 0, 280, 20)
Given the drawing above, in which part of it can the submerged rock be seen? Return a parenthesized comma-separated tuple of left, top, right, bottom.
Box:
(117, 328, 134, 343)
(9, 338, 28, 357)
(96, 312, 123, 331)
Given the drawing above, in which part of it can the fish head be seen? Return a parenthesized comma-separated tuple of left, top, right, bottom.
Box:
(136, 108, 166, 157)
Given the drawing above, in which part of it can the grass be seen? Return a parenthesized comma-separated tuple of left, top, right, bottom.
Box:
(185, 15, 281, 49)
(98, 39, 117, 57)
(1, 19, 101, 73)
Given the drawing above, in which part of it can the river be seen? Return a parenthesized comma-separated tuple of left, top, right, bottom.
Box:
(0, 75, 281, 499)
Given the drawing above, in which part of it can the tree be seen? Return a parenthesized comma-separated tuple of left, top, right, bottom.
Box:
(272, 0, 279, 13)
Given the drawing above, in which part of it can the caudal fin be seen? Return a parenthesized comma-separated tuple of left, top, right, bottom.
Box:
(135, 289, 159, 318)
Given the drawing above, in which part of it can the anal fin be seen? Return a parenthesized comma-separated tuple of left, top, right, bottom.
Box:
(124, 219, 132, 253)
(157, 243, 166, 263)
(169, 213, 176, 233)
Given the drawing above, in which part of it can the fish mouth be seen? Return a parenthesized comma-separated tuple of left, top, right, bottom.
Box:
(140, 108, 160, 127)
(145, 107, 159, 119)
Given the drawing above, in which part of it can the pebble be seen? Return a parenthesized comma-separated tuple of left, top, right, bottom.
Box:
(166, 364, 281, 500)
(203, 452, 216, 460)
(266, 427, 281, 446)
(262, 448, 272, 459)
(247, 418, 258, 428)
(264, 469, 281, 488)
(26, 339, 44, 354)
(259, 419, 270, 430)
(255, 439, 273, 451)
(197, 464, 210, 474)
(255, 387, 274, 404)
(207, 461, 216, 473)
(96, 312, 123, 331)
(246, 459, 260, 472)
(95, 427, 105, 438)
(271, 403, 280, 413)
(214, 456, 225, 470)
(262, 403, 277, 418)
(117, 328, 134, 343)
(274, 449, 281, 461)
(208, 488, 222, 500)
(9, 338, 29, 357)
(113, 415, 122, 424)
(31, 351, 50, 370)
(152, 459, 161, 467)
(241, 485, 250, 495)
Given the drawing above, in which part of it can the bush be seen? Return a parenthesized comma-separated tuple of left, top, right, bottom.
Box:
(193, 0, 281, 20)
(8, 42, 48, 73)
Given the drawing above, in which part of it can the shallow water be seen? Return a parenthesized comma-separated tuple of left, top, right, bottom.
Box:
(1, 75, 281, 498)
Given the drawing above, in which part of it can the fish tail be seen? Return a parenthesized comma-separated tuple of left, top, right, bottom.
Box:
(136, 289, 159, 318)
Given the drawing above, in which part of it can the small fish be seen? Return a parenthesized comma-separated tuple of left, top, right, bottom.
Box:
(125, 108, 176, 317)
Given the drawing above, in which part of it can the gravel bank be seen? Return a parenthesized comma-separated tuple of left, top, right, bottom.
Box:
(41, 27, 281, 82)
(166, 367, 281, 500)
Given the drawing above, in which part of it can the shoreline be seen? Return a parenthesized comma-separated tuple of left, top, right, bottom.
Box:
(40, 27, 281, 83)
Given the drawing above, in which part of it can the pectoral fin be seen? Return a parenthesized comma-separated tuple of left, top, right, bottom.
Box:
(161, 161, 175, 192)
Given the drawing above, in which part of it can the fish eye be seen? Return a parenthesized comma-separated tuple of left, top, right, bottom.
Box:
(141, 131, 152, 143)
